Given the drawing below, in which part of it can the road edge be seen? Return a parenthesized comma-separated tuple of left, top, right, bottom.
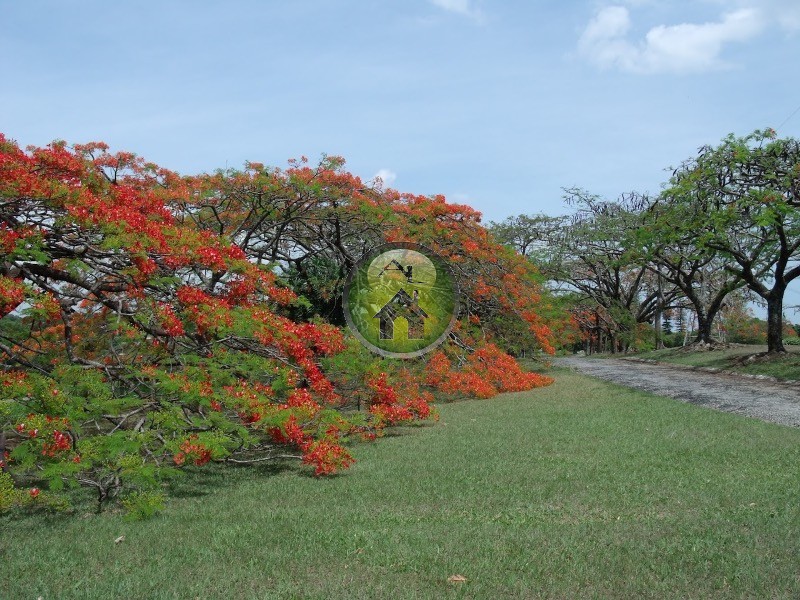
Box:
(617, 356, 800, 388)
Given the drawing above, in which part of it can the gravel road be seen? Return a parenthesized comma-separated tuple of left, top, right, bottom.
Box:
(556, 356, 800, 428)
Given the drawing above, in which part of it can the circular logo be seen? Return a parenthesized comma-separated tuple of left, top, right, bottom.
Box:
(343, 242, 459, 358)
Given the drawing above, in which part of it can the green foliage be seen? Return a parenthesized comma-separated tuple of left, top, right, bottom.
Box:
(488, 213, 566, 268)
(0, 471, 26, 511)
(282, 255, 345, 323)
(122, 490, 165, 520)
(0, 314, 28, 341)
(0, 471, 69, 513)
(661, 331, 686, 348)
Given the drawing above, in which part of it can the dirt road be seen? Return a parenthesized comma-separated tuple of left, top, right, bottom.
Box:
(556, 356, 800, 428)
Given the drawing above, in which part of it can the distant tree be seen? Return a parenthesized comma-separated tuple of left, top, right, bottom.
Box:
(489, 214, 567, 267)
(662, 311, 673, 335)
(548, 190, 681, 352)
(719, 293, 767, 344)
(626, 190, 746, 347)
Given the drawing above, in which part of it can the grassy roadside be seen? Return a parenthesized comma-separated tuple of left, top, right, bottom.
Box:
(627, 345, 800, 381)
(1, 369, 798, 599)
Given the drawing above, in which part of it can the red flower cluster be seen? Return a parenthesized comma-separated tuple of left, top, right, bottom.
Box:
(426, 344, 553, 399)
(41, 430, 71, 457)
(366, 372, 398, 405)
(0, 224, 38, 254)
(225, 276, 257, 305)
(266, 285, 297, 305)
(1, 371, 28, 387)
(0, 276, 26, 318)
(268, 415, 354, 476)
(223, 379, 276, 424)
(176, 286, 233, 334)
(365, 371, 435, 426)
(131, 255, 159, 283)
(285, 388, 318, 411)
(173, 435, 212, 466)
(269, 415, 306, 446)
(156, 302, 185, 337)
(302, 439, 354, 476)
(194, 246, 227, 271)
(176, 286, 212, 306)
(14, 415, 77, 462)
(253, 316, 344, 404)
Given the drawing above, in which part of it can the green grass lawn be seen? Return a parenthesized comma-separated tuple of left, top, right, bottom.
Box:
(2, 369, 799, 599)
(630, 345, 800, 380)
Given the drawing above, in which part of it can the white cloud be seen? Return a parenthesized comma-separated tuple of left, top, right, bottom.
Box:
(372, 168, 397, 188)
(578, 5, 765, 74)
(713, 0, 800, 32)
(429, 0, 483, 21)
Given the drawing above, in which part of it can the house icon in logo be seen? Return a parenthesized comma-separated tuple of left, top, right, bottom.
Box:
(374, 289, 428, 340)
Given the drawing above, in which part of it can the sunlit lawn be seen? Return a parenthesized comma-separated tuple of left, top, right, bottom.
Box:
(2, 369, 798, 599)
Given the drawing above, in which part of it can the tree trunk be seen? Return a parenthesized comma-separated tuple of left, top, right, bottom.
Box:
(766, 293, 786, 353)
(654, 304, 663, 349)
(655, 272, 664, 349)
(694, 311, 713, 345)
(682, 310, 691, 346)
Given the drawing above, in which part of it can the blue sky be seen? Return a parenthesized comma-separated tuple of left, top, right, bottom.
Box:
(2, 0, 800, 311)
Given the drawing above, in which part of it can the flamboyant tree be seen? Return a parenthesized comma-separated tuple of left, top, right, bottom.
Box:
(0, 138, 383, 511)
(0, 136, 555, 513)
(181, 157, 557, 360)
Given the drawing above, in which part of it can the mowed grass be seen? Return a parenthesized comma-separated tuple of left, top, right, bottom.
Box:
(2, 369, 799, 599)
(633, 344, 800, 380)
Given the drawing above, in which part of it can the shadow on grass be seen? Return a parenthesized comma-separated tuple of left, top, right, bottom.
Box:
(380, 420, 438, 436)
(165, 458, 299, 499)
(0, 484, 104, 527)
(517, 357, 558, 375)
(0, 503, 80, 529)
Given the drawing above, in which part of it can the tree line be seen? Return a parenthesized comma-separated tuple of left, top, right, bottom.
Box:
(492, 129, 800, 354)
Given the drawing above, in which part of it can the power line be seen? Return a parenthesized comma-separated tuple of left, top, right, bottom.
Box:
(777, 102, 800, 132)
